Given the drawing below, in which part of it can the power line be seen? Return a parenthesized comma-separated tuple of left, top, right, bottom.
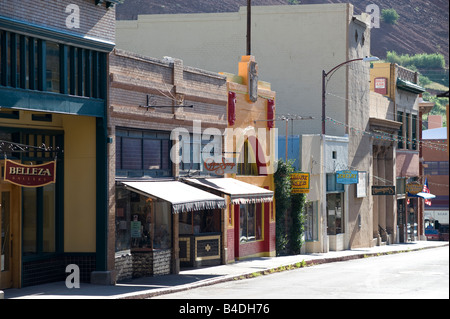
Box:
(326, 116, 448, 152)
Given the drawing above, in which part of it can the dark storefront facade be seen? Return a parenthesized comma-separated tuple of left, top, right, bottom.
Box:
(0, 0, 118, 288)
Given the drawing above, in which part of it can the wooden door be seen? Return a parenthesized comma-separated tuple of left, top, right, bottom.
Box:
(1, 183, 13, 289)
(1, 166, 20, 289)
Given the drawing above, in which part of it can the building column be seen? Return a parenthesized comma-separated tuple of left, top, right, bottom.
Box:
(172, 212, 180, 274)
(107, 124, 117, 282)
(373, 145, 379, 239)
(385, 145, 396, 243)
(377, 146, 387, 241)
(418, 111, 425, 239)
(91, 116, 112, 285)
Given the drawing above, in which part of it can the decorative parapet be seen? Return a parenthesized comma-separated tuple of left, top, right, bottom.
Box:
(397, 65, 419, 84)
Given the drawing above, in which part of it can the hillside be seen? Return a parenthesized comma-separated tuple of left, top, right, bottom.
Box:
(116, 0, 449, 67)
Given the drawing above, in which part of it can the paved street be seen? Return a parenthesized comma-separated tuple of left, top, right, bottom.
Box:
(152, 246, 449, 299)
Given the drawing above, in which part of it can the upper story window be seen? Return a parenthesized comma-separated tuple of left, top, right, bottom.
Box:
(424, 162, 449, 176)
(46, 41, 60, 93)
(237, 140, 258, 176)
(178, 133, 223, 176)
(396, 111, 417, 150)
(397, 111, 404, 149)
(116, 129, 172, 178)
(412, 114, 417, 150)
(326, 173, 344, 193)
(0, 29, 105, 99)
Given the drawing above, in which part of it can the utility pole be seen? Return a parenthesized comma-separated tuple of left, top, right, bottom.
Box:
(247, 0, 251, 55)
(254, 115, 314, 163)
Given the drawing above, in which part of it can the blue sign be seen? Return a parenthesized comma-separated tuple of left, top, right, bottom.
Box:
(336, 170, 359, 184)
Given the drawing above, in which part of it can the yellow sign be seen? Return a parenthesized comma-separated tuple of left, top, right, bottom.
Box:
(291, 173, 310, 194)
(406, 182, 423, 195)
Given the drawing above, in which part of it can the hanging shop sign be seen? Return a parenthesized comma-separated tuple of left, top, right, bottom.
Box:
(356, 171, 368, 198)
(202, 157, 237, 175)
(4, 159, 56, 187)
(291, 173, 310, 194)
(336, 170, 359, 184)
(406, 182, 423, 196)
(372, 185, 395, 196)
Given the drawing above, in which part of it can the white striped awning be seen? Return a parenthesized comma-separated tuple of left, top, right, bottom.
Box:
(185, 178, 273, 205)
(122, 181, 226, 214)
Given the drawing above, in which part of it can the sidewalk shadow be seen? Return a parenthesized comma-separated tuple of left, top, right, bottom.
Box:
(117, 273, 222, 290)
(5, 273, 222, 299)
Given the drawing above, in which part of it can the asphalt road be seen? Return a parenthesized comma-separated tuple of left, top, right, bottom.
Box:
(152, 246, 449, 299)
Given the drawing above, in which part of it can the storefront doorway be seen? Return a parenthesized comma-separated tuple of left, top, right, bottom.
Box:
(397, 199, 406, 243)
(0, 170, 20, 289)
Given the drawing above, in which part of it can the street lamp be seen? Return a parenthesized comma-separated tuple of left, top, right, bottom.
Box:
(322, 56, 379, 135)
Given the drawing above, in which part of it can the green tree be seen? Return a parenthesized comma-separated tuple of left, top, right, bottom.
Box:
(289, 191, 306, 254)
(381, 8, 400, 25)
(386, 51, 445, 69)
(274, 159, 293, 255)
(274, 159, 306, 255)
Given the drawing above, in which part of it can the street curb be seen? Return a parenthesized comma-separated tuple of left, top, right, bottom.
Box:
(119, 243, 448, 299)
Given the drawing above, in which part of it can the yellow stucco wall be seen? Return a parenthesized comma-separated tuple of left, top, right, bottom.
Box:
(62, 115, 97, 252)
(370, 62, 395, 99)
(222, 55, 277, 177)
(223, 56, 277, 246)
(0, 111, 97, 253)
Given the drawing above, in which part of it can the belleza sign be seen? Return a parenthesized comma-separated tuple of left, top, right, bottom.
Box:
(4, 159, 56, 187)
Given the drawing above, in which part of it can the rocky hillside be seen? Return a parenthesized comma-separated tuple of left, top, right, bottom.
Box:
(116, 0, 449, 66)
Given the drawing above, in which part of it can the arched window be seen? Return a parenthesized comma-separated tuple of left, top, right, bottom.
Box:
(238, 139, 258, 176)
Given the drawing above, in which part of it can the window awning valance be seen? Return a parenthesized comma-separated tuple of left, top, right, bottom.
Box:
(95, 0, 124, 7)
(122, 181, 226, 214)
(185, 178, 274, 205)
(396, 78, 426, 94)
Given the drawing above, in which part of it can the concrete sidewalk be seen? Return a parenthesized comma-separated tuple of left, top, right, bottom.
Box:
(3, 241, 448, 299)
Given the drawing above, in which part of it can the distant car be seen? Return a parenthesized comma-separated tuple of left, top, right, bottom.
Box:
(425, 227, 440, 241)
(438, 224, 449, 241)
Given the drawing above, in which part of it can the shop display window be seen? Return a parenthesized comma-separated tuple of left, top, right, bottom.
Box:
(305, 201, 318, 241)
(115, 186, 172, 252)
(179, 209, 221, 235)
(326, 193, 344, 235)
(239, 203, 262, 243)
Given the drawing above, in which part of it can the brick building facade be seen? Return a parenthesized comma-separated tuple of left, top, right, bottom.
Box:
(109, 49, 230, 281)
(422, 117, 449, 241)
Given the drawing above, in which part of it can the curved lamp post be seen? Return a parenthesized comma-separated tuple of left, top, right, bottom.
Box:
(322, 56, 379, 135)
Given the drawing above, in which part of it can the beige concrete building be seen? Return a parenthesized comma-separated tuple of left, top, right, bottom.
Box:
(116, 3, 372, 137)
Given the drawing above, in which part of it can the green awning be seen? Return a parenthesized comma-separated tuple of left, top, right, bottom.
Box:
(95, 0, 124, 7)
(396, 78, 426, 94)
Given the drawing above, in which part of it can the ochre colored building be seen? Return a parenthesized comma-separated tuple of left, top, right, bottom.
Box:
(222, 56, 277, 261)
